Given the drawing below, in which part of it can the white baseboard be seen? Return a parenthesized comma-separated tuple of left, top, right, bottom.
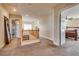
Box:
(40, 35, 53, 41)
(40, 35, 59, 46)
(0, 43, 5, 48)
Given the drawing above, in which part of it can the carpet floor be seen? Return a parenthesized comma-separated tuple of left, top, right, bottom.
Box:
(0, 38, 79, 56)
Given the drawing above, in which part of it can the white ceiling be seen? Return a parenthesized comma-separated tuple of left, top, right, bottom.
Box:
(62, 4, 79, 18)
(2, 3, 77, 22)
(2, 3, 58, 16)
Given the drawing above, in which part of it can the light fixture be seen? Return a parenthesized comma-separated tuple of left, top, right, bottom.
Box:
(65, 20, 68, 22)
(13, 8, 16, 12)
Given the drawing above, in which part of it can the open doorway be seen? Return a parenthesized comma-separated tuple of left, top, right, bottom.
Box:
(61, 4, 79, 46)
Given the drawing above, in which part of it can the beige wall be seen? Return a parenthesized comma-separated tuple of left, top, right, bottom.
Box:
(0, 5, 9, 48)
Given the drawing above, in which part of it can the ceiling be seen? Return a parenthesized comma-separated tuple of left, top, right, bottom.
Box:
(2, 3, 77, 22)
(62, 4, 79, 18)
(1, 3, 58, 16)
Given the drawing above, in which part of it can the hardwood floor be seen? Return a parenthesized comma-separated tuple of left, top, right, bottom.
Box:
(0, 38, 79, 56)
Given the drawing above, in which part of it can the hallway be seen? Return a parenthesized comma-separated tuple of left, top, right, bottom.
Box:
(0, 38, 79, 56)
(0, 3, 79, 56)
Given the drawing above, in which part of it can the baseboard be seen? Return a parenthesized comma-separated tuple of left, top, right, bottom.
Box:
(40, 35, 59, 47)
(0, 42, 5, 48)
(40, 35, 52, 40)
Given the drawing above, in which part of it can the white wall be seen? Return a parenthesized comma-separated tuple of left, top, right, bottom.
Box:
(22, 5, 73, 46)
(22, 15, 39, 35)
(61, 4, 79, 28)
(48, 10, 54, 41)
(60, 4, 79, 46)
(22, 4, 77, 46)
(0, 5, 9, 48)
(22, 13, 54, 42)
(34, 9, 60, 46)
(39, 14, 53, 40)
(39, 15, 50, 38)
(66, 19, 79, 37)
(22, 15, 39, 27)
(52, 4, 77, 46)
(66, 19, 79, 27)
(61, 12, 67, 45)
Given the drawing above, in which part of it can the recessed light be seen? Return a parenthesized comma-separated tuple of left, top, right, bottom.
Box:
(13, 8, 16, 12)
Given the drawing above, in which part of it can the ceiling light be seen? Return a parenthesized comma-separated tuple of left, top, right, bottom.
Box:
(13, 8, 16, 12)
(65, 20, 68, 22)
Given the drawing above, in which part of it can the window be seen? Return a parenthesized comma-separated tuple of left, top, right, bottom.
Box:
(23, 24, 32, 30)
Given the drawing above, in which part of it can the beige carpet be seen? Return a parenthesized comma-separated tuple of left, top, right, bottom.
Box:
(0, 38, 79, 56)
